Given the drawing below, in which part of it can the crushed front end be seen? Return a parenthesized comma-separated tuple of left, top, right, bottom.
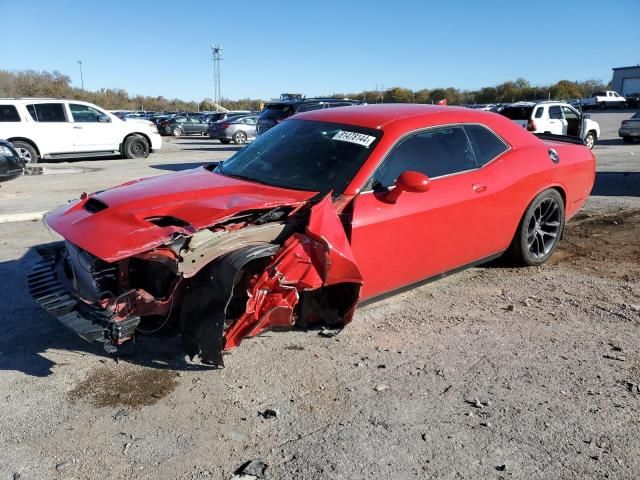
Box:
(29, 194, 363, 366)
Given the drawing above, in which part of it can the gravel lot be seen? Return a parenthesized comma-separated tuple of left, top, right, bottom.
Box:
(1, 111, 639, 479)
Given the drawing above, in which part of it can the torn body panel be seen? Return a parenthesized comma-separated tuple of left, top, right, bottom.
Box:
(32, 193, 362, 365)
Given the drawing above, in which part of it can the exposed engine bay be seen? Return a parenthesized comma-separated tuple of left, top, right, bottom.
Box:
(29, 194, 362, 367)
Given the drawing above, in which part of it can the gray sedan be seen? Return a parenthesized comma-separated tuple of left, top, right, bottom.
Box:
(619, 112, 640, 143)
(208, 115, 257, 144)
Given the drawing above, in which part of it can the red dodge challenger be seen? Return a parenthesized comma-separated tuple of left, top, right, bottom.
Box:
(30, 105, 595, 365)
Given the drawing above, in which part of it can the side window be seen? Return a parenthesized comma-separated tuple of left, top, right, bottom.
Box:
(561, 106, 579, 120)
(69, 103, 104, 122)
(0, 105, 20, 122)
(26, 103, 67, 122)
(243, 117, 256, 125)
(371, 126, 476, 190)
(549, 106, 563, 120)
(463, 125, 508, 166)
(534, 107, 544, 118)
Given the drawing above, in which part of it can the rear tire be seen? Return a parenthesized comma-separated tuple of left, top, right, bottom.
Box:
(12, 141, 39, 164)
(233, 131, 247, 144)
(584, 131, 596, 149)
(172, 127, 183, 137)
(622, 136, 634, 144)
(507, 189, 565, 267)
(122, 135, 150, 159)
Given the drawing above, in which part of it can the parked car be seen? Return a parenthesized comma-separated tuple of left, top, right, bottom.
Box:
(0, 99, 161, 163)
(580, 91, 626, 110)
(257, 98, 361, 135)
(30, 104, 594, 366)
(624, 93, 640, 108)
(208, 115, 257, 144)
(0, 139, 26, 182)
(498, 101, 599, 149)
(158, 115, 210, 136)
(619, 112, 640, 143)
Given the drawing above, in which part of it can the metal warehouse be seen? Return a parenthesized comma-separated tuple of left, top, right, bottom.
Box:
(611, 65, 640, 96)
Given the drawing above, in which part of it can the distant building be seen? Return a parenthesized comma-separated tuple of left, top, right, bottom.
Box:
(611, 65, 640, 96)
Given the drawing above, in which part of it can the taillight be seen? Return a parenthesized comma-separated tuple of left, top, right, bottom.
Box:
(527, 119, 537, 131)
(221, 123, 230, 128)
(621, 120, 629, 126)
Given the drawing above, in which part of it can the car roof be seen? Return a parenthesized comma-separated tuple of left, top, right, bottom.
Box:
(292, 103, 473, 129)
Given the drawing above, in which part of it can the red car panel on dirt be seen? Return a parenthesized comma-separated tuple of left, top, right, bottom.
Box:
(31, 105, 595, 366)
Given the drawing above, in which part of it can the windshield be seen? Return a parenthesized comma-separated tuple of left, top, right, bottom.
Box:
(215, 119, 382, 193)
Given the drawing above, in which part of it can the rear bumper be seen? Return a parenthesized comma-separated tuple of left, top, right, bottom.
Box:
(619, 129, 640, 137)
(28, 243, 140, 353)
(149, 132, 162, 150)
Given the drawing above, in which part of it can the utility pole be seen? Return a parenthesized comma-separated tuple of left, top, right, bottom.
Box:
(210, 45, 223, 109)
(77, 60, 84, 90)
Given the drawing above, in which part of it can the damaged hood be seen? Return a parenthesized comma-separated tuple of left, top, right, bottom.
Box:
(45, 166, 316, 262)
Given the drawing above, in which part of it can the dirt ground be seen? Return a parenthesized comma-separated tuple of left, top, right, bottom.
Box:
(1, 111, 640, 479)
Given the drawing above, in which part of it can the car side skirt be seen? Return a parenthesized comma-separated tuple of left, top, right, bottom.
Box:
(358, 252, 504, 307)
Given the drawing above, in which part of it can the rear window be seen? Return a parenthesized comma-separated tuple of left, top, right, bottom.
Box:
(296, 103, 325, 113)
(633, 113, 640, 119)
(259, 104, 293, 121)
(0, 105, 20, 122)
(26, 103, 67, 122)
(498, 106, 533, 120)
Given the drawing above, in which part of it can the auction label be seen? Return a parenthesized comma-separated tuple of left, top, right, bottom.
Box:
(332, 130, 376, 147)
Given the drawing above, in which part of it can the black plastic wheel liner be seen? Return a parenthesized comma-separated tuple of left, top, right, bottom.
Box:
(179, 244, 279, 367)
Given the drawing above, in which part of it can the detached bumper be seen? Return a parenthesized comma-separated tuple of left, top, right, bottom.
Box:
(27, 243, 139, 352)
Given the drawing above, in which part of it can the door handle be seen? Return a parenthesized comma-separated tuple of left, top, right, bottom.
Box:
(472, 184, 487, 193)
(73, 126, 83, 129)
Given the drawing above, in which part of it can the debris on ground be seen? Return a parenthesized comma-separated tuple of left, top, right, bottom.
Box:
(318, 328, 340, 338)
(259, 408, 279, 419)
(373, 384, 389, 392)
(232, 460, 268, 479)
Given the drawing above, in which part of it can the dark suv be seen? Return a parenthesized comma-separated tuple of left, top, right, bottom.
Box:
(256, 98, 361, 135)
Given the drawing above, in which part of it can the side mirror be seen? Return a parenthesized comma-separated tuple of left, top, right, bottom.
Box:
(98, 114, 111, 123)
(385, 171, 430, 203)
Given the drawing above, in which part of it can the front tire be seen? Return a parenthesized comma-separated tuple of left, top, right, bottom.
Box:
(12, 141, 38, 165)
(507, 189, 565, 266)
(172, 127, 183, 137)
(584, 131, 596, 149)
(122, 135, 150, 159)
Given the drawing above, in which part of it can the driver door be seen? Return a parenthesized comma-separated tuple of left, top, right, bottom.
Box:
(349, 126, 503, 300)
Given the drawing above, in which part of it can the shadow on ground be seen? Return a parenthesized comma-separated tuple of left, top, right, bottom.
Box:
(592, 171, 640, 197)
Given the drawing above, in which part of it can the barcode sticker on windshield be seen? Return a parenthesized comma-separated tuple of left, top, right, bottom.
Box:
(332, 130, 376, 147)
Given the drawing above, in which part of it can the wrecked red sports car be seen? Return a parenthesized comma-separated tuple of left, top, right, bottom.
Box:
(29, 105, 595, 366)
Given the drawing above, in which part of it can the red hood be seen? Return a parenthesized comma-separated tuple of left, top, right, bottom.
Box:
(45, 167, 315, 262)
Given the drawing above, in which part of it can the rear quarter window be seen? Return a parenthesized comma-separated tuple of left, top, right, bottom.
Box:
(0, 105, 20, 122)
(464, 125, 508, 166)
(260, 105, 293, 121)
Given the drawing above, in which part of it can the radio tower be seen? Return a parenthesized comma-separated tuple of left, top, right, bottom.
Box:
(211, 44, 223, 108)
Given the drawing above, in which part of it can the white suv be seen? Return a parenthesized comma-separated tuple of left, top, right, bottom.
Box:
(498, 101, 600, 149)
(0, 98, 162, 163)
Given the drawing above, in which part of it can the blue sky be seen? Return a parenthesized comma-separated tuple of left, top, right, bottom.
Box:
(1, 0, 638, 101)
